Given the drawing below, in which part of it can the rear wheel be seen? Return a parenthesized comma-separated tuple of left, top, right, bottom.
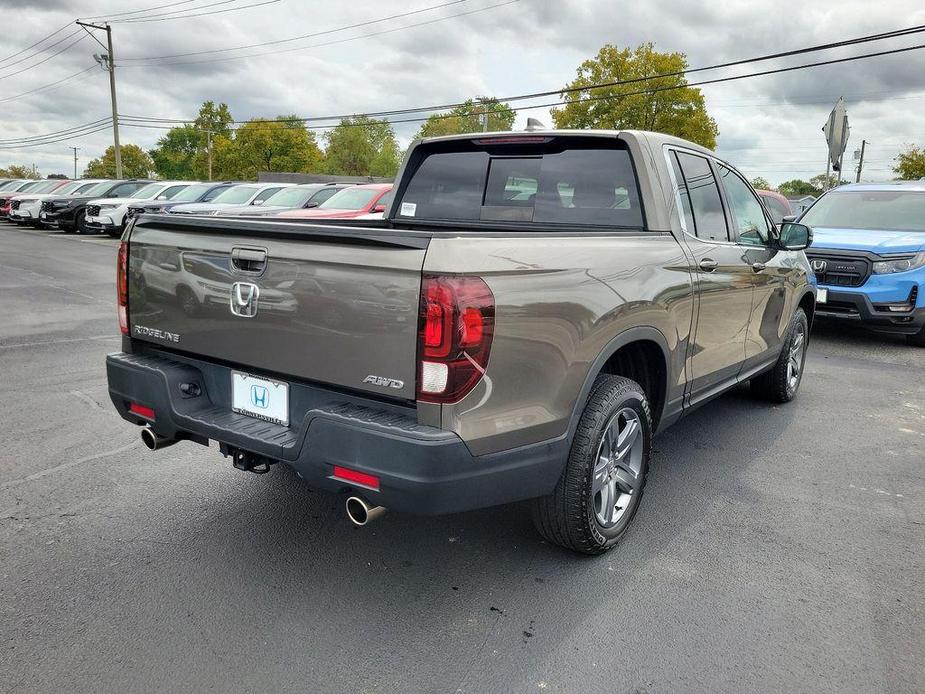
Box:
(531, 375, 651, 555)
(907, 325, 925, 347)
(751, 308, 809, 402)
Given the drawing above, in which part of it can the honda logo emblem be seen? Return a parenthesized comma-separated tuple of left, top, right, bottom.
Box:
(811, 259, 827, 273)
(230, 282, 259, 317)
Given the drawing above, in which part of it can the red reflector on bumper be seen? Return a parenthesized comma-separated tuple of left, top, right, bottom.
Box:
(332, 465, 380, 491)
(129, 402, 155, 420)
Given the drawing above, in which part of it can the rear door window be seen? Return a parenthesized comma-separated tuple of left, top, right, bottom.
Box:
(397, 141, 643, 229)
(674, 152, 729, 242)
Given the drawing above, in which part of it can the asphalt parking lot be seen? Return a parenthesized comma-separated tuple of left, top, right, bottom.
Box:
(1, 227, 923, 694)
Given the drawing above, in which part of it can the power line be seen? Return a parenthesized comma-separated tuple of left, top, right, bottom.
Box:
(80, 0, 210, 20)
(122, 0, 519, 66)
(0, 22, 73, 67)
(0, 29, 83, 71)
(0, 33, 88, 82)
(0, 66, 97, 104)
(0, 123, 113, 150)
(0, 118, 112, 145)
(121, 0, 468, 60)
(121, 21, 925, 124)
(112, 0, 281, 23)
(120, 38, 925, 134)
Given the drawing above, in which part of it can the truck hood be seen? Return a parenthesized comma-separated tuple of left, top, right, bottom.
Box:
(810, 227, 925, 255)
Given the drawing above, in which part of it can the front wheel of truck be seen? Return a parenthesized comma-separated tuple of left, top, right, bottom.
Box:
(751, 307, 809, 403)
(531, 375, 651, 555)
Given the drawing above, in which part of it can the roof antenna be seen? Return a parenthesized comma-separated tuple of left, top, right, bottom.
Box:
(524, 118, 546, 132)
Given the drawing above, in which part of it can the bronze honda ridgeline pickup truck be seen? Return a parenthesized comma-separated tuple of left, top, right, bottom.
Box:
(107, 129, 816, 554)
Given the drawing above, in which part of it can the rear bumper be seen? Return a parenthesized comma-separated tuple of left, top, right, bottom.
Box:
(816, 287, 925, 334)
(106, 350, 566, 515)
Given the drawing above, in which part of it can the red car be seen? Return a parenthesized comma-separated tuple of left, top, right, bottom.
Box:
(277, 183, 392, 220)
(756, 189, 794, 224)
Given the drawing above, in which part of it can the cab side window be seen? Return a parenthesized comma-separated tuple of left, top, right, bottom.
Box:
(717, 164, 772, 246)
(674, 152, 729, 242)
(254, 188, 281, 204)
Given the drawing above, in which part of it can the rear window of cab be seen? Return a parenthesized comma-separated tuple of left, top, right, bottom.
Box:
(395, 137, 644, 229)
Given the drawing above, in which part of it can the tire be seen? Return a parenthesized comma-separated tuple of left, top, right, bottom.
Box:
(907, 326, 925, 347)
(531, 375, 651, 555)
(73, 210, 87, 234)
(751, 308, 809, 403)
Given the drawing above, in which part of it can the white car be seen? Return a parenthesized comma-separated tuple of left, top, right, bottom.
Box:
(167, 182, 295, 215)
(83, 181, 195, 236)
(8, 180, 107, 226)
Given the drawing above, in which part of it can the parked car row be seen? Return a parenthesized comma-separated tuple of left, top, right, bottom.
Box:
(0, 176, 394, 238)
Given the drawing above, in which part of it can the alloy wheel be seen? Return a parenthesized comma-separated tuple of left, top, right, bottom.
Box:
(591, 407, 644, 528)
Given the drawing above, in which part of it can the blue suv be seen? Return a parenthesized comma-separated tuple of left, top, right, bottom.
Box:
(799, 182, 925, 346)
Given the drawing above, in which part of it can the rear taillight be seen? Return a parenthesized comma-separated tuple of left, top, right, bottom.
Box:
(417, 275, 494, 403)
(117, 241, 128, 335)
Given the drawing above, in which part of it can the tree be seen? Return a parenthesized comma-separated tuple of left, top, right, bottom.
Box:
(194, 101, 233, 141)
(750, 177, 772, 191)
(84, 144, 153, 178)
(324, 116, 401, 177)
(150, 124, 200, 179)
(893, 145, 925, 180)
(809, 173, 848, 192)
(778, 179, 820, 197)
(0, 164, 39, 178)
(414, 97, 515, 139)
(552, 43, 718, 149)
(223, 117, 323, 179)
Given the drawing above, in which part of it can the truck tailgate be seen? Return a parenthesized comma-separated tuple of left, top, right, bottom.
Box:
(127, 217, 429, 401)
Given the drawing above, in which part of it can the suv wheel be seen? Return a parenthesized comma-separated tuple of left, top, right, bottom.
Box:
(751, 308, 809, 403)
(907, 326, 925, 347)
(531, 375, 651, 555)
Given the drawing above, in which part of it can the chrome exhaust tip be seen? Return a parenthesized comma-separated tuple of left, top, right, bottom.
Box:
(345, 496, 386, 526)
(141, 427, 178, 451)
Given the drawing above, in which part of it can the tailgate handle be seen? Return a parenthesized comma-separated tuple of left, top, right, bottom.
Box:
(231, 247, 267, 274)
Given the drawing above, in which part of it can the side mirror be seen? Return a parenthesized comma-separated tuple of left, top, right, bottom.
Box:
(779, 222, 812, 250)
(303, 201, 319, 208)
(372, 204, 386, 213)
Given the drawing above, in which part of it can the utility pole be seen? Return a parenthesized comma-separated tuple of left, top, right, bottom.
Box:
(70, 147, 80, 179)
(206, 130, 213, 181)
(77, 21, 122, 178)
(855, 139, 867, 183)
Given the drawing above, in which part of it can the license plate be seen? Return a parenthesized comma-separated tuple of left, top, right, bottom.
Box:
(40, 212, 47, 219)
(231, 371, 289, 426)
(817, 288, 828, 304)
(85, 215, 99, 224)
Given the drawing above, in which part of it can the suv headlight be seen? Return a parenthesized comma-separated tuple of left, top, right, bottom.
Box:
(872, 252, 925, 274)
(97, 203, 119, 211)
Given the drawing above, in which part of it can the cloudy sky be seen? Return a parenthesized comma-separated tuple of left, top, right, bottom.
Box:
(2, 0, 925, 184)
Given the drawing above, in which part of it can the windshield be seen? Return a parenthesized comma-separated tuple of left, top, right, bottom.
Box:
(16, 181, 41, 192)
(801, 190, 925, 232)
(261, 187, 317, 207)
(51, 181, 83, 195)
(131, 183, 169, 199)
(319, 187, 383, 210)
(170, 183, 210, 202)
(73, 182, 101, 195)
(78, 182, 115, 198)
(29, 180, 62, 193)
(211, 186, 258, 204)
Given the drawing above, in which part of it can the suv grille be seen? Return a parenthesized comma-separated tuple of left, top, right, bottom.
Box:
(41, 201, 53, 212)
(805, 251, 871, 287)
(10, 200, 21, 210)
(86, 204, 101, 217)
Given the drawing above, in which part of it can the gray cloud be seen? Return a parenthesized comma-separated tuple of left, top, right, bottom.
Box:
(2, 0, 924, 183)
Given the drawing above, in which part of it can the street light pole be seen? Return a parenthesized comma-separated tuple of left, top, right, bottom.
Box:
(70, 147, 79, 179)
(77, 21, 122, 179)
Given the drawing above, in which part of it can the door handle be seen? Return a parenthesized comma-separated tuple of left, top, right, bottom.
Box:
(699, 258, 718, 272)
(751, 262, 767, 272)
